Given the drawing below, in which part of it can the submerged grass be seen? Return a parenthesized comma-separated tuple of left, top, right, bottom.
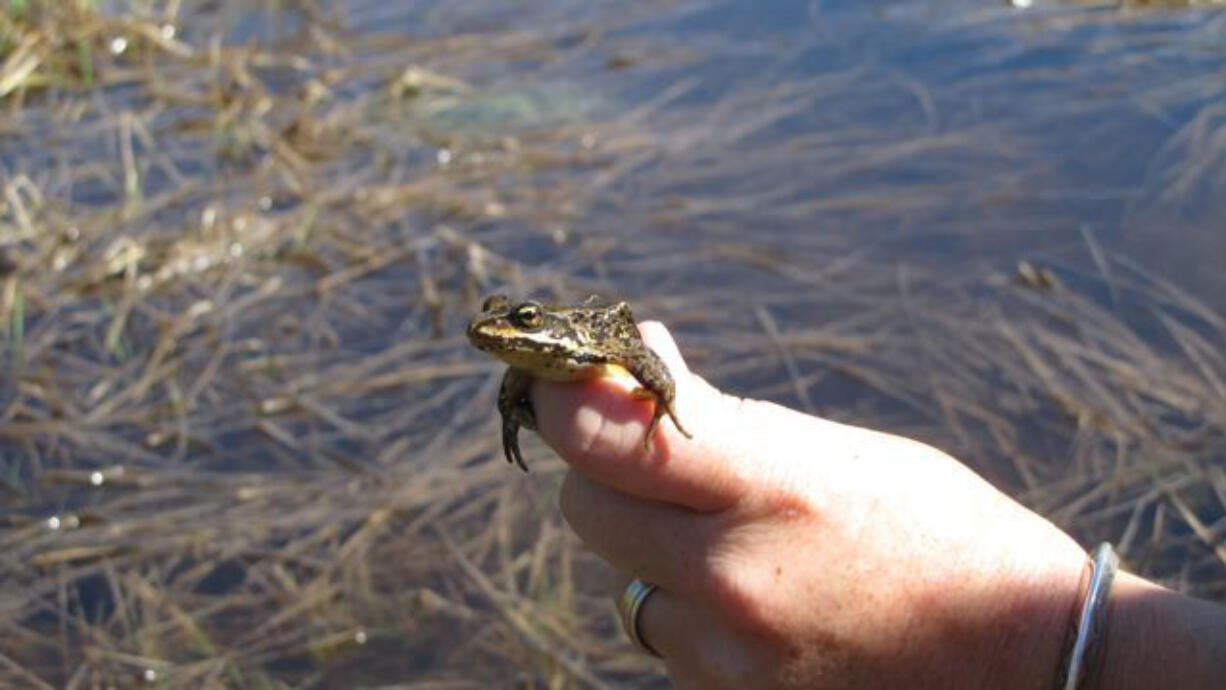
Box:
(1, 0, 1223, 686)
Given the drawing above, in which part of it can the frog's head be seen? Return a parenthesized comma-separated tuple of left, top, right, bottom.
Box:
(467, 295, 598, 373)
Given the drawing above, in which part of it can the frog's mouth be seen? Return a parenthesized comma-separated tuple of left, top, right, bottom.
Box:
(466, 321, 558, 354)
(465, 323, 491, 350)
(467, 326, 513, 351)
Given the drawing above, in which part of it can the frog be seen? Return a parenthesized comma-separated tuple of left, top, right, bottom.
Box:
(466, 294, 692, 471)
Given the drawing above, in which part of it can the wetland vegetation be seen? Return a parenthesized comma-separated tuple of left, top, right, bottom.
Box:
(1, 0, 1224, 686)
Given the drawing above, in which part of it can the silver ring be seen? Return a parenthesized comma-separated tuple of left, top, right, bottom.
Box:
(618, 579, 660, 656)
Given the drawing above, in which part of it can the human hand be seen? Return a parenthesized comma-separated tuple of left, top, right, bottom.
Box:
(530, 322, 1089, 690)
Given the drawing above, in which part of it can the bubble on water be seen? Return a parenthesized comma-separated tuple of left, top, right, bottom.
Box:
(109, 37, 129, 55)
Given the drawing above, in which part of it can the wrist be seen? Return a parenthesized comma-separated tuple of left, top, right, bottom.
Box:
(977, 543, 1087, 690)
(907, 526, 1086, 690)
(1093, 571, 1226, 690)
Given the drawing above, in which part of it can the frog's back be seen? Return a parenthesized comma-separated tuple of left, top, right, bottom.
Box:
(568, 300, 638, 346)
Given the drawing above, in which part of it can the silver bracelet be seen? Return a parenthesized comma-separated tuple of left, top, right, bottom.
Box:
(1057, 542, 1119, 690)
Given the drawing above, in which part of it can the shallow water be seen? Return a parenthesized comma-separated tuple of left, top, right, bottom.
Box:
(343, 0, 1226, 298)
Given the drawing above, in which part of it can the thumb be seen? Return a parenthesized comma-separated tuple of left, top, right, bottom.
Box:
(531, 321, 784, 512)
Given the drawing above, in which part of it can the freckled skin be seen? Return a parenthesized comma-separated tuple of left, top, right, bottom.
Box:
(466, 294, 692, 471)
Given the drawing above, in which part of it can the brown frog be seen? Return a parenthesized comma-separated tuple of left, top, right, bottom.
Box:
(466, 295, 692, 471)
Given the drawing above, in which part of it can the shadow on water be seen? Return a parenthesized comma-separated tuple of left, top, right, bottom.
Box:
(0, 0, 1223, 685)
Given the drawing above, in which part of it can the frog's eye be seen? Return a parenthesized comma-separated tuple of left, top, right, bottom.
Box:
(512, 303, 544, 329)
(482, 294, 509, 312)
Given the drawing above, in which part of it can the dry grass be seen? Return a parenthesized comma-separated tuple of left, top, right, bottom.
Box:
(1, 0, 1223, 687)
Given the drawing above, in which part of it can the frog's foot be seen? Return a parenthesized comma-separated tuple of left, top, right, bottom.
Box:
(501, 401, 538, 472)
(636, 388, 692, 450)
(665, 402, 692, 440)
(501, 419, 527, 472)
(498, 369, 537, 472)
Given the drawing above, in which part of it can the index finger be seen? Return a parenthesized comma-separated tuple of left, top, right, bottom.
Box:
(531, 321, 753, 512)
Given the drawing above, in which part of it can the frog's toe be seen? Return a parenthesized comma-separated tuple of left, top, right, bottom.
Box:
(642, 400, 692, 450)
(642, 419, 659, 451)
(666, 403, 693, 439)
(502, 424, 529, 472)
(643, 405, 666, 450)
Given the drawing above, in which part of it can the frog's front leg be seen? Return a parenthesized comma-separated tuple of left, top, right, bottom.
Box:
(624, 348, 692, 450)
(498, 367, 536, 472)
